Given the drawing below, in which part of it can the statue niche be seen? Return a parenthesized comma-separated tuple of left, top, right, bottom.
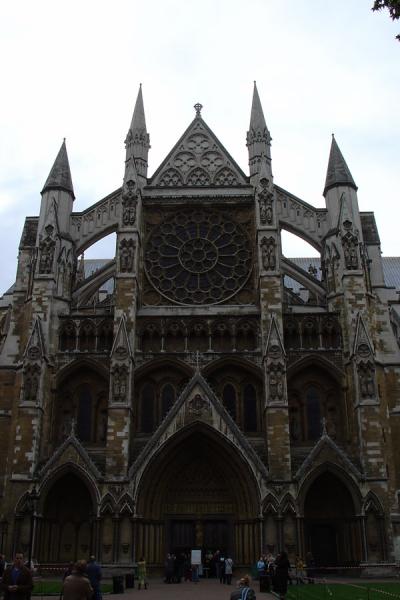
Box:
(38, 225, 56, 274)
(119, 238, 135, 273)
(122, 179, 138, 227)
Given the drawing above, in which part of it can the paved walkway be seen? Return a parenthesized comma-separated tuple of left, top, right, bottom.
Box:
(108, 579, 274, 599)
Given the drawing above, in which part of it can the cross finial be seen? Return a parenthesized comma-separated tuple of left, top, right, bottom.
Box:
(194, 103, 203, 118)
(70, 417, 76, 437)
(321, 417, 328, 436)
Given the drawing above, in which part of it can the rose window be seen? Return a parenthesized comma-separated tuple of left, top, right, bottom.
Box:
(145, 210, 252, 305)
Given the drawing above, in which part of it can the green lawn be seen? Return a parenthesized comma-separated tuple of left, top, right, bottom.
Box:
(32, 581, 112, 595)
(285, 582, 400, 600)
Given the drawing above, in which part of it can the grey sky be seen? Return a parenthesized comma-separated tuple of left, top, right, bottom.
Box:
(1, 0, 399, 294)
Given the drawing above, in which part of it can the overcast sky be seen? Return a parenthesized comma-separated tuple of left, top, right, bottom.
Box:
(0, 0, 399, 295)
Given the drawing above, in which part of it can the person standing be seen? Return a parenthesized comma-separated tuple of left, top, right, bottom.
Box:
(224, 556, 233, 585)
(274, 552, 290, 600)
(1, 553, 33, 600)
(0, 554, 6, 580)
(86, 557, 101, 600)
(62, 561, 93, 600)
(137, 557, 147, 590)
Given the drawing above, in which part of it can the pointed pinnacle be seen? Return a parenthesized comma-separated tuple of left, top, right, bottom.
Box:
(324, 136, 357, 196)
(250, 81, 267, 131)
(41, 139, 75, 199)
(130, 84, 147, 134)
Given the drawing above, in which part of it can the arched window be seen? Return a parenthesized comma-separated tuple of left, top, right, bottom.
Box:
(223, 384, 237, 421)
(306, 386, 321, 440)
(161, 384, 175, 418)
(141, 383, 155, 433)
(243, 383, 257, 431)
(77, 384, 92, 442)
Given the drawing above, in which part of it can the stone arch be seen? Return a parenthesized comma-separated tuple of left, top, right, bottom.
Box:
(204, 358, 263, 432)
(299, 465, 363, 565)
(99, 492, 117, 516)
(363, 491, 387, 562)
(33, 466, 100, 563)
(134, 421, 261, 566)
(134, 359, 192, 432)
(54, 360, 109, 445)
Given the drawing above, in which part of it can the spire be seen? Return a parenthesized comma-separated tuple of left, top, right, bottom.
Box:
(323, 135, 357, 196)
(247, 82, 272, 179)
(125, 84, 150, 181)
(130, 84, 147, 134)
(249, 81, 268, 133)
(41, 139, 75, 199)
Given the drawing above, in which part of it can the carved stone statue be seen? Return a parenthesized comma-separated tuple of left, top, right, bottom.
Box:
(258, 178, 274, 225)
(122, 180, 138, 227)
(261, 236, 276, 271)
(119, 239, 135, 273)
(38, 225, 56, 274)
(343, 232, 359, 270)
(113, 367, 127, 401)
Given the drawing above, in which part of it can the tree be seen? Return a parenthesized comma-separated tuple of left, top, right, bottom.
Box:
(372, 0, 400, 41)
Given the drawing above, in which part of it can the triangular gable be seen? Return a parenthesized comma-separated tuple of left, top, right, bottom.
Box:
(295, 430, 362, 482)
(264, 314, 286, 359)
(38, 433, 102, 481)
(111, 315, 133, 360)
(149, 116, 249, 188)
(352, 312, 375, 359)
(129, 371, 268, 486)
(23, 317, 46, 361)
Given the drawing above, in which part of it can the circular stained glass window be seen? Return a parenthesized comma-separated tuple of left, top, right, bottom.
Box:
(145, 210, 252, 305)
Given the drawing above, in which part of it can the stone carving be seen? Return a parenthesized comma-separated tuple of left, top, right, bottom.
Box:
(23, 364, 41, 402)
(186, 167, 211, 186)
(112, 365, 128, 402)
(268, 364, 284, 401)
(214, 167, 238, 186)
(119, 239, 135, 273)
(358, 363, 375, 398)
(159, 168, 184, 187)
(122, 180, 138, 226)
(261, 236, 276, 271)
(38, 225, 56, 274)
(342, 224, 359, 270)
(258, 178, 274, 225)
(188, 393, 210, 417)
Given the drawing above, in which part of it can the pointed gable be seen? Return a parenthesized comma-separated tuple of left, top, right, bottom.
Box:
(352, 312, 375, 359)
(24, 316, 46, 361)
(150, 114, 248, 188)
(129, 371, 267, 485)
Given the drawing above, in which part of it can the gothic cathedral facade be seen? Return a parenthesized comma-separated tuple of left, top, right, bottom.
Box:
(1, 84, 400, 569)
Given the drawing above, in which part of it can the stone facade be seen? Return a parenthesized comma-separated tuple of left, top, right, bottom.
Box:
(1, 84, 400, 568)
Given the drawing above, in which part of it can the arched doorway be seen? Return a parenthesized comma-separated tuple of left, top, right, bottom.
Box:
(135, 425, 260, 567)
(303, 471, 361, 566)
(39, 473, 94, 563)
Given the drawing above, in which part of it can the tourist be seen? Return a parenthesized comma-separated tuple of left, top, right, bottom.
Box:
(230, 575, 256, 600)
(86, 556, 102, 600)
(137, 557, 147, 590)
(1, 553, 33, 600)
(164, 554, 174, 583)
(62, 560, 93, 600)
(274, 551, 290, 600)
(256, 556, 266, 578)
(224, 556, 233, 585)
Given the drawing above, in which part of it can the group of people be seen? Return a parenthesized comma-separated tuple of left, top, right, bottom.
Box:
(0, 551, 103, 600)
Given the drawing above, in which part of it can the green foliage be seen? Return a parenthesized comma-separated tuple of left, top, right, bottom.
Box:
(287, 581, 400, 599)
(372, 0, 400, 40)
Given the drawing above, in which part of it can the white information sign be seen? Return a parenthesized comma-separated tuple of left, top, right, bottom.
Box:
(191, 549, 202, 565)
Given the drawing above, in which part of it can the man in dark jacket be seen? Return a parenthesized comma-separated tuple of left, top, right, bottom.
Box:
(1, 553, 33, 600)
(86, 557, 101, 600)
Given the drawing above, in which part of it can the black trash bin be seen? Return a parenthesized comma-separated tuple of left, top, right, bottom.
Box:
(112, 575, 124, 594)
(125, 573, 135, 589)
(259, 575, 270, 593)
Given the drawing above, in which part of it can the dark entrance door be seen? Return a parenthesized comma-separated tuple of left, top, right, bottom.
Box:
(204, 520, 230, 554)
(170, 520, 196, 554)
(308, 523, 338, 566)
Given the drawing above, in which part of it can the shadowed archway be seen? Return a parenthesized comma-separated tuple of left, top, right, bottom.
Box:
(135, 423, 261, 567)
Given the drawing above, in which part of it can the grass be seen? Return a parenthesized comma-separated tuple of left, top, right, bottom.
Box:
(285, 582, 400, 600)
(32, 581, 113, 596)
